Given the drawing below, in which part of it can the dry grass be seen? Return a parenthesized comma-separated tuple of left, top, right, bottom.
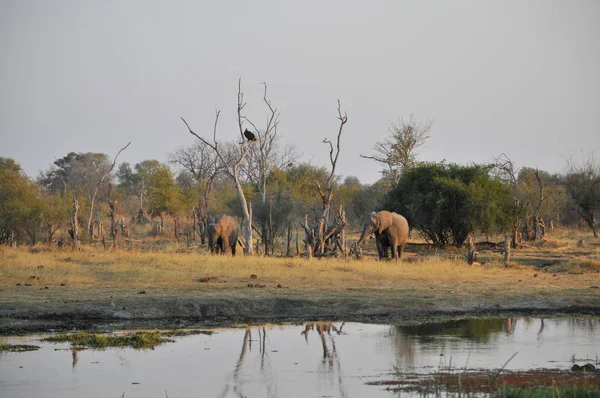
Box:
(1, 242, 598, 295)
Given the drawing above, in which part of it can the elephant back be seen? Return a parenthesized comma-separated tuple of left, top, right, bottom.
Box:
(391, 212, 409, 241)
(218, 215, 239, 230)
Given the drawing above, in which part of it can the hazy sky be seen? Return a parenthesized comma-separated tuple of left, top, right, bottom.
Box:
(1, 0, 598, 184)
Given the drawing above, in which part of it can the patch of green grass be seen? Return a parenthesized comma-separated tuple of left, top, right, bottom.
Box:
(42, 331, 169, 349)
(0, 344, 40, 352)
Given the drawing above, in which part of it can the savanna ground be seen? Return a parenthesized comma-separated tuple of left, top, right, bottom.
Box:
(1, 227, 599, 336)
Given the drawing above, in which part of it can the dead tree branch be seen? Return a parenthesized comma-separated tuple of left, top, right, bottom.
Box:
(86, 142, 131, 239)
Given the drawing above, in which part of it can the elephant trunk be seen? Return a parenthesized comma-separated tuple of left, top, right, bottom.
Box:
(355, 223, 373, 249)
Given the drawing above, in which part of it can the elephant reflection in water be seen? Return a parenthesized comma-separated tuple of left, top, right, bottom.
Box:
(71, 348, 79, 367)
(300, 322, 348, 397)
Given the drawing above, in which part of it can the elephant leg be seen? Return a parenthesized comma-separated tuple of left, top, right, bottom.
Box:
(398, 243, 405, 259)
(374, 232, 386, 259)
(391, 246, 398, 262)
(391, 241, 399, 262)
(375, 239, 384, 259)
(221, 237, 230, 255)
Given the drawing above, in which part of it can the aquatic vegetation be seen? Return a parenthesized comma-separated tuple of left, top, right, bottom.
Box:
(162, 329, 214, 337)
(42, 331, 169, 349)
(0, 344, 40, 352)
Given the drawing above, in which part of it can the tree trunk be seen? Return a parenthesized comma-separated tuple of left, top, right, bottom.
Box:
(466, 236, 476, 265)
(504, 233, 511, 267)
(338, 205, 346, 258)
(120, 216, 127, 237)
(191, 209, 196, 241)
(286, 220, 292, 257)
(589, 212, 598, 238)
(316, 217, 326, 255)
(239, 198, 252, 255)
(71, 197, 79, 250)
(109, 200, 117, 250)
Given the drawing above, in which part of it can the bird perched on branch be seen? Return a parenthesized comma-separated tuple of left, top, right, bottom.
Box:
(243, 129, 257, 142)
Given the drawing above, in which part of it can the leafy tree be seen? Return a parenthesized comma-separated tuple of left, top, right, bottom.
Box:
(267, 164, 330, 223)
(38, 151, 122, 240)
(1, 158, 57, 245)
(38, 152, 113, 199)
(117, 159, 167, 221)
(41, 190, 70, 244)
(146, 164, 183, 216)
(384, 162, 516, 246)
(347, 179, 388, 227)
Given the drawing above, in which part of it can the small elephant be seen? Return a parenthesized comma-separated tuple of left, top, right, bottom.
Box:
(207, 215, 239, 256)
(355, 210, 409, 261)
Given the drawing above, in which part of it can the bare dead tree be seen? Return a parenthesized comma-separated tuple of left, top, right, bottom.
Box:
(493, 153, 526, 247)
(563, 152, 600, 238)
(169, 141, 224, 244)
(106, 183, 118, 250)
(182, 79, 275, 255)
(86, 142, 130, 240)
(236, 83, 298, 255)
(532, 170, 546, 240)
(241, 82, 281, 202)
(302, 101, 348, 256)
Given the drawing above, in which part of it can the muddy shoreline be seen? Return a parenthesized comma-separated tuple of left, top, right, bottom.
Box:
(2, 289, 599, 335)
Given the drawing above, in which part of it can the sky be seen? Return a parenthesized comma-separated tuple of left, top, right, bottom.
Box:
(1, 0, 598, 184)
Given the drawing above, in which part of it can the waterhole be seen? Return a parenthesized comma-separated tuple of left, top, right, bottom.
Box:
(1, 317, 598, 397)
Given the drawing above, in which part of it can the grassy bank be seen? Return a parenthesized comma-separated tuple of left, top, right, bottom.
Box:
(1, 238, 599, 291)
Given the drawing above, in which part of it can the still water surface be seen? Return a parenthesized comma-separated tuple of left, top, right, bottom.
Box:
(1, 317, 598, 397)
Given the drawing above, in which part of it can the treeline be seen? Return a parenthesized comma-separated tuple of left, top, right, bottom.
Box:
(1, 94, 599, 253)
(1, 148, 598, 251)
(0, 150, 385, 251)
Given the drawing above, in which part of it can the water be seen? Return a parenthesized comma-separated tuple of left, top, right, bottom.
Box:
(0, 317, 598, 398)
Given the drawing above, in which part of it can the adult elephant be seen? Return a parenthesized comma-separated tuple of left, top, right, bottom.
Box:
(355, 210, 409, 261)
(207, 215, 239, 256)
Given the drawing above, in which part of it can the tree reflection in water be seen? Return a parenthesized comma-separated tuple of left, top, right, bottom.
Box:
(218, 327, 276, 398)
(390, 318, 514, 369)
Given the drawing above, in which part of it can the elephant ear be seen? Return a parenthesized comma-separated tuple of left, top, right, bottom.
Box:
(370, 213, 381, 231)
(376, 211, 393, 232)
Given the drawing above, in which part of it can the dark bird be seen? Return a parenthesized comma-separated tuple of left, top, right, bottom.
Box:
(243, 129, 256, 142)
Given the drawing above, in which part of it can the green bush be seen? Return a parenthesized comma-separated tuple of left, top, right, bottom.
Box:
(384, 162, 517, 246)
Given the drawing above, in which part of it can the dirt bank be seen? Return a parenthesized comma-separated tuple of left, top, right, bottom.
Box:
(1, 285, 598, 335)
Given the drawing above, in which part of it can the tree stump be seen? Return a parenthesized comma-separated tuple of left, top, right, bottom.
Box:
(466, 237, 476, 265)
